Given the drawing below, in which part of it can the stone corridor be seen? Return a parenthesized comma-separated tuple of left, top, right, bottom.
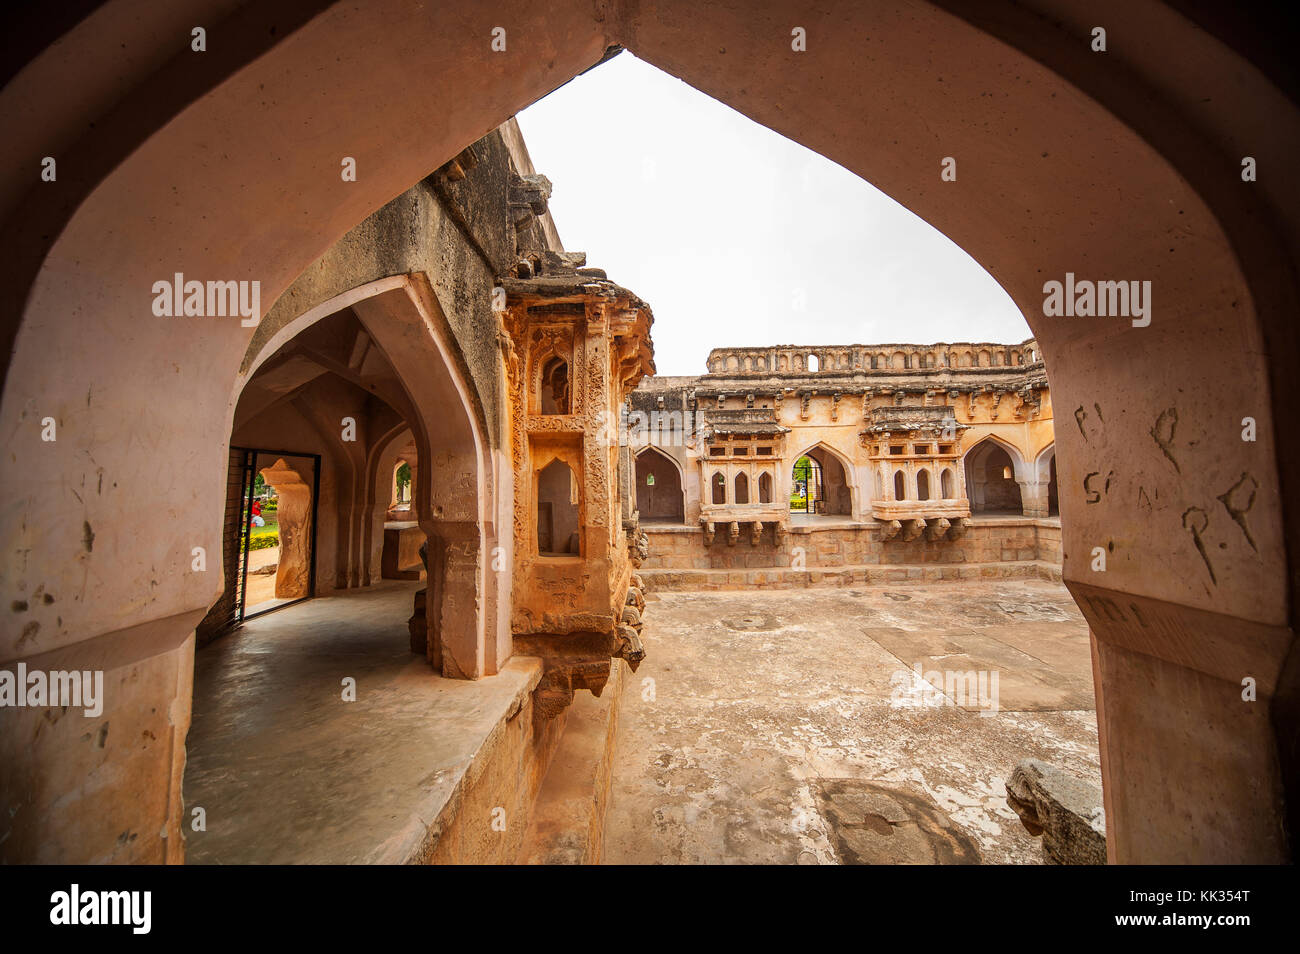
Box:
(602, 580, 1099, 864)
(184, 582, 545, 864)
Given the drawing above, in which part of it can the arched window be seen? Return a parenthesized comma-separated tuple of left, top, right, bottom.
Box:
(917, 469, 931, 501)
(712, 472, 727, 504)
(808, 353, 820, 372)
(735, 472, 750, 504)
(941, 468, 956, 499)
(539, 356, 570, 414)
(758, 471, 773, 503)
(894, 470, 907, 500)
(537, 458, 580, 555)
(392, 459, 412, 507)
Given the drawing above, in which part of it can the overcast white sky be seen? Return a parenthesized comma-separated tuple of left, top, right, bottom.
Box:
(516, 53, 1030, 376)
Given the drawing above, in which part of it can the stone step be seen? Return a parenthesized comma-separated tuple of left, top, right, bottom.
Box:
(516, 659, 625, 864)
(640, 560, 1062, 591)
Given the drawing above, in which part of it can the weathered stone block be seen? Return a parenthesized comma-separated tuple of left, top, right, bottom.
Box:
(1005, 760, 1106, 865)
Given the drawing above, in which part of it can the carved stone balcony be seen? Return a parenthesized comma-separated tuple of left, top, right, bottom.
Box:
(699, 407, 787, 438)
(863, 404, 965, 438)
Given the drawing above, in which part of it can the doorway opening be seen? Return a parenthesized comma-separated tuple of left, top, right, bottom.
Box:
(232, 447, 321, 621)
(790, 455, 822, 513)
(964, 439, 1024, 515)
(635, 446, 685, 523)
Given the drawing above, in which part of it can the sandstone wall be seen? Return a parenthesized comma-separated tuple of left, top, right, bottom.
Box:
(640, 519, 1062, 590)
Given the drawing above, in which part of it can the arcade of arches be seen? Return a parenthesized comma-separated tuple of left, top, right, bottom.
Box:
(630, 343, 1058, 557)
(1, 1, 1296, 866)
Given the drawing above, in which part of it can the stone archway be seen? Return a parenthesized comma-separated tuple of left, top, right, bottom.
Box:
(2, 1, 1297, 864)
(258, 278, 494, 681)
(1032, 444, 1060, 519)
(964, 438, 1026, 515)
(635, 447, 685, 522)
(793, 443, 855, 516)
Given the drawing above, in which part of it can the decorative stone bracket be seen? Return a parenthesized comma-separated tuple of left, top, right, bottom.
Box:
(877, 515, 971, 542)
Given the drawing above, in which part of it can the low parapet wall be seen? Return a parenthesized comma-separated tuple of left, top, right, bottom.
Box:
(639, 516, 1061, 590)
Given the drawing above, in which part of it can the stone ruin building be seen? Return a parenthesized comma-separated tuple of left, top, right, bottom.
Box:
(2, 116, 659, 865)
(3, 2, 1297, 868)
(498, 249, 654, 716)
(628, 342, 1058, 588)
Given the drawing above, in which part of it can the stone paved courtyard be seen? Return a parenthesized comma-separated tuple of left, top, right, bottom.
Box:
(603, 579, 1100, 864)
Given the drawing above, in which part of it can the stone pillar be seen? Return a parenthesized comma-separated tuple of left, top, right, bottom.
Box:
(1018, 478, 1051, 518)
(426, 520, 482, 679)
(1074, 583, 1292, 863)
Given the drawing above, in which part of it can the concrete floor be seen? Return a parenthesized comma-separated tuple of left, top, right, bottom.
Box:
(603, 579, 1099, 864)
(184, 581, 540, 864)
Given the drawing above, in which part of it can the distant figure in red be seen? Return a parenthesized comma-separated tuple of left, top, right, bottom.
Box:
(250, 498, 265, 528)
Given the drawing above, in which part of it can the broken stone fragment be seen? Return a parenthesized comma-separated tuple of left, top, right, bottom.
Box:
(507, 173, 552, 212)
(1005, 760, 1106, 865)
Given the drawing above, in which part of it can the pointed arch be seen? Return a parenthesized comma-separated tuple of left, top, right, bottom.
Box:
(635, 445, 685, 522)
(1033, 441, 1057, 478)
(1034, 442, 1059, 516)
(5, 0, 1296, 867)
(790, 441, 857, 516)
(248, 277, 496, 680)
(734, 471, 750, 504)
(962, 433, 1029, 471)
(963, 435, 1027, 514)
(916, 467, 932, 501)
